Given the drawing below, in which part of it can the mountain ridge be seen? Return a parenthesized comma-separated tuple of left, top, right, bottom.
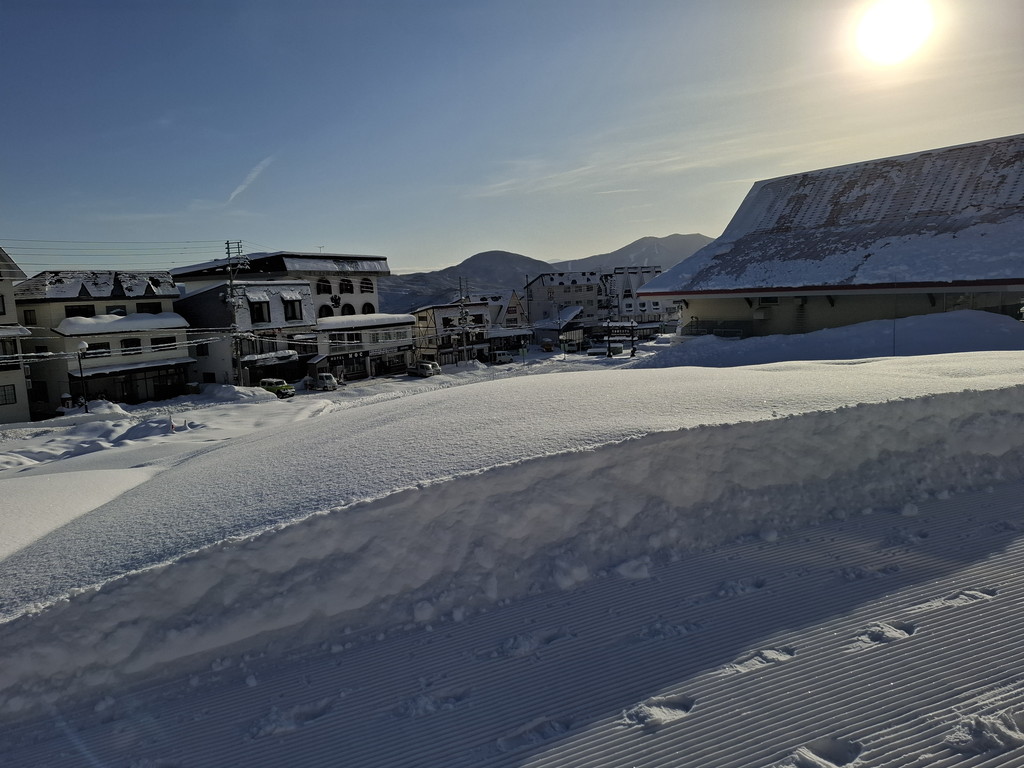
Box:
(380, 233, 713, 313)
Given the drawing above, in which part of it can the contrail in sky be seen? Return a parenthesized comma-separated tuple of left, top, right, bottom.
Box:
(227, 156, 275, 203)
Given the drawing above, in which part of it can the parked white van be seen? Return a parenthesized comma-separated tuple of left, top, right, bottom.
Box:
(408, 361, 442, 377)
(313, 372, 339, 390)
(490, 351, 514, 365)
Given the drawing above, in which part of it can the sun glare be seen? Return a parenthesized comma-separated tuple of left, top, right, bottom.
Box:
(856, 0, 934, 65)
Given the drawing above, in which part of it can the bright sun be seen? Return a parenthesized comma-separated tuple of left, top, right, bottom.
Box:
(856, 0, 935, 65)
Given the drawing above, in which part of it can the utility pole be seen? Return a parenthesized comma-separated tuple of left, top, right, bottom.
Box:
(225, 240, 246, 385)
(457, 277, 469, 365)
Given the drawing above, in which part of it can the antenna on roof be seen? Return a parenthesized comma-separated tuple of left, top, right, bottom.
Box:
(318, 245, 324, 253)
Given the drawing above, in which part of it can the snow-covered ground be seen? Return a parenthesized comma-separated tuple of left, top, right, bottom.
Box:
(3, 309, 1024, 766)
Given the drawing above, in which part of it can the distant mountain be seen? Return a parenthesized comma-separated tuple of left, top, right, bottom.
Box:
(379, 251, 550, 314)
(548, 233, 713, 273)
(378, 234, 713, 314)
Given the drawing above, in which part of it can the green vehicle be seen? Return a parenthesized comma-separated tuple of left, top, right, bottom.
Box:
(258, 377, 296, 399)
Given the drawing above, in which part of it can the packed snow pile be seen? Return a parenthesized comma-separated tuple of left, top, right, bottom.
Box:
(627, 309, 1024, 368)
(1, 343, 1024, 715)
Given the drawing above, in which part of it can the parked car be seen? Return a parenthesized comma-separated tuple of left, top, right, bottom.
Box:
(312, 372, 339, 391)
(407, 361, 442, 377)
(490, 351, 514, 365)
(259, 378, 296, 398)
(564, 342, 579, 353)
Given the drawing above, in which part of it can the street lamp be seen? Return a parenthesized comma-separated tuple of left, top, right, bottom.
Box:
(76, 340, 89, 413)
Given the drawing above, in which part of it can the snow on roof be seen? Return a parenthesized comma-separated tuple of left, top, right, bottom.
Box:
(0, 324, 30, 337)
(280, 256, 390, 274)
(14, 271, 178, 300)
(170, 253, 390, 278)
(641, 133, 1024, 295)
(486, 326, 531, 338)
(56, 312, 189, 336)
(315, 313, 415, 331)
(71, 356, 196, 377)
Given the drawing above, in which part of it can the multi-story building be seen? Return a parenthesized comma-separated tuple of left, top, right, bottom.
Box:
(308, 313, 416, 380)
(524, 267, 669, 344)
(173, 250, 414, 382)
(466, 291, 533, 357)
(0, 247, 31, 424)
(171, 251, 389, 319)
(412, 301, 491, 366)
(528, 268, 671, 333)
(174, 279, 315, 386)
(14, 271, 191, 414)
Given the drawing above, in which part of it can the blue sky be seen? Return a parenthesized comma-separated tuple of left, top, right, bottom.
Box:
(1, 0, 1021, 274)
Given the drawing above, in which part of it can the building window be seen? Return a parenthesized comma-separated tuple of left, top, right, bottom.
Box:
(341, 304, 356, 316)
(316, 278, 332, 295)
(283, 300, 303, 321)
(88, 342, 111, 357)
(136, 302, 163, 314)
(318, 305, 334, 318)
(339, 278, 354, 294)
(105, 304, 127, 316)
(151, 337, 176, 352)
(23, 309, 36, 325)
(249, 301, 270, 323)
(361, 302, 375, 314)
(64, 304, 96, 318)
(359, 278, 373, 294)
(0, 384, 15, 405)
(120, 338, 142, 355)
(196, 343, 209, 357)
(0, 294, 4, 314)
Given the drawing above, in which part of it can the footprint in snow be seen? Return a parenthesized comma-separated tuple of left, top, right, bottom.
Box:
(945, 710, 1024, 754)
(393, 688, 470, 719)
(629, 619, 703, 642)
(721, 646, 796, 674)
(478, 627, 574, 659)
(493, 715, 574, 753)
(909, 587, 998, 613)
(246, 696, 336, 740)
(772, 736, 862, 767)
(620, 694, 695, 731)
(847, 621, 917, 650)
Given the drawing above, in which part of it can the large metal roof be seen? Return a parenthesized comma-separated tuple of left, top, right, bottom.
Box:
(642, 133, 1024, 295)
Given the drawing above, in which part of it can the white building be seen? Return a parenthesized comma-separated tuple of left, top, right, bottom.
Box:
(174, 279, 315, 386)
(172, 251, 407, 383)
(0, 247, 31, 424)
(524, 267, 669, 338)
(306, 313, 416, 380)
(14, 271, 191, 415)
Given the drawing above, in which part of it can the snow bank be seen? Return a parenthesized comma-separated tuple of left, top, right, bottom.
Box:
(2, 376, 1024, 716)
(628, 310, 1024, 369)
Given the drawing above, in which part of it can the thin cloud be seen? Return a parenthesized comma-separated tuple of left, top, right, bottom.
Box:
(227, 156, 275, 204)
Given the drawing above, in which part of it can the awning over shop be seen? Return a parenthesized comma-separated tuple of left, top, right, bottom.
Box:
(70, 356, 196, 378)
(240, 350, 298, 364)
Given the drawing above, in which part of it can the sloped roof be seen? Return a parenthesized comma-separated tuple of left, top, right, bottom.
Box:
(0, 246, 27, 281)
(170, 252, 390, 278)
(14, 271, 178, 301)
(641, 133, 1024, 295)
